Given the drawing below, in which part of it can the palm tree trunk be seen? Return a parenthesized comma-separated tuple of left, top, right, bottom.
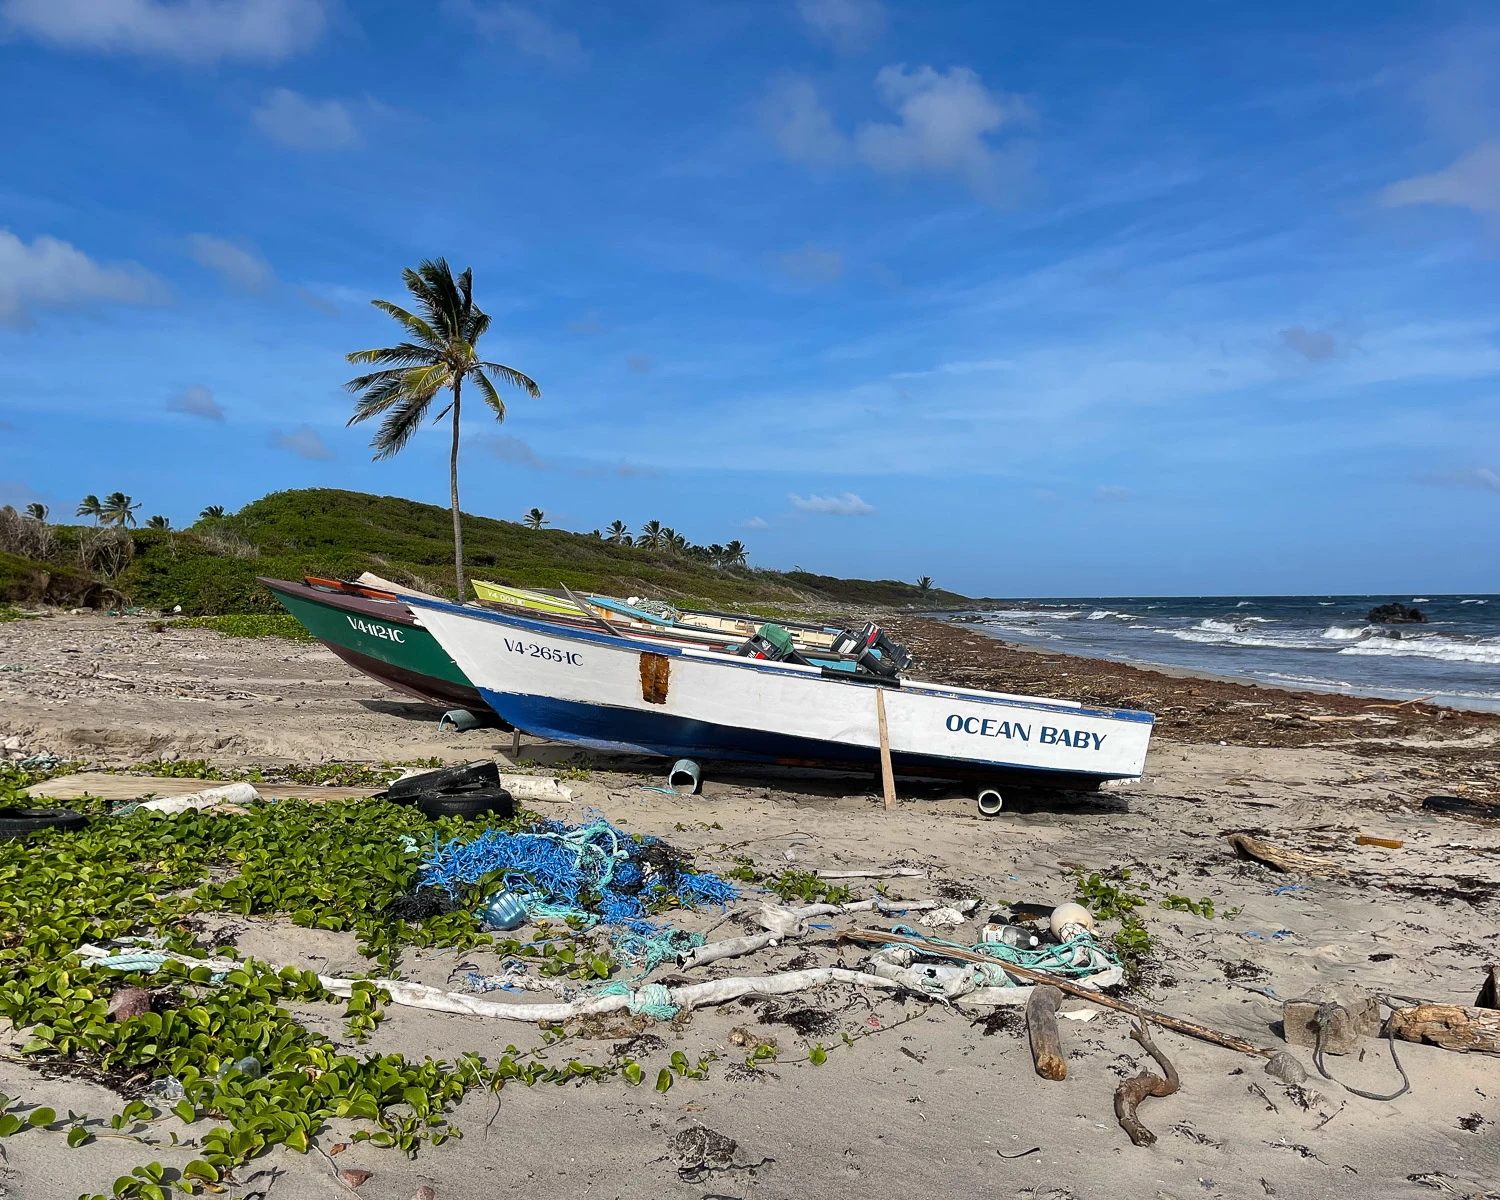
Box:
(449, 379, 467, 601)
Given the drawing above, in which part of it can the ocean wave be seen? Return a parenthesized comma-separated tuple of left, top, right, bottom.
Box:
(1461, 598, 1488, 605)
(1086, 609, 1136, 621)
(1170, 618, 1330, 651)
(1321, 625, 1367, 641)
(1338, 636, 1500, 665)
(1412, 598, 1430, 603)
(1235, 600, 1253, 607)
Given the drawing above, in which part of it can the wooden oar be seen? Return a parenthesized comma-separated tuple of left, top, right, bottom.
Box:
(561, 583, 623, 637)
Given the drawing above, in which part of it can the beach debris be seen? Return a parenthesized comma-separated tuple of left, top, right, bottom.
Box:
(668, 759, 701, 795)
(668, 1124, 738, 1182)
(387, 760, 501, 797)
(1227, 832, 1342, 877)
(918, 906, 968, 929)
(1263, 1051, 1308, 1085)
(816, 867, 925, 879)
(474, 888, 528, 932)
(1049, 902, 1095, 941)
(982, 923, 1040, 949)
(437, 708, 490, 732)
(136, 782, 259, 814)
(107, 986, 152, 1022)
(842, 929, 1270, 1056)
(1283, 987, 1380, 1056)
(1026, 984, 1067, 1080)
(0, 805, 90, 837)
(678, 931, 782, 970)
(977, 786, 1004, 816)
(383, 886, 461, 922)
(1385, 1003, 1500, 1054)
(1114, 1020, 1179, 1146)
(1356, 835, 1403, 849)
(1421, 795, 1498, 821)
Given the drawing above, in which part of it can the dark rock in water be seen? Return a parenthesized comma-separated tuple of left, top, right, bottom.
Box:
(1367, 602, 1427, 624)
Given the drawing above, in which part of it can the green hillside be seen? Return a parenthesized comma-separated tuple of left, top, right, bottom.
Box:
(1, 488, 966, 616)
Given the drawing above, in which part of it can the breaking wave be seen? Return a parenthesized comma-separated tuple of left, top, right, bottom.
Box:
(1338, 635, 1500, 665)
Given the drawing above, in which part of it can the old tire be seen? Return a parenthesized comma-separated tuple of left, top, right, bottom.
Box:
(387, 760, 501, 801)
(0, 806, 90, 839)
(415, 787, 514, 821)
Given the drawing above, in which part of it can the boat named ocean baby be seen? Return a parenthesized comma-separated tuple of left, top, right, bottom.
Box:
(403, 594, 1154, 788)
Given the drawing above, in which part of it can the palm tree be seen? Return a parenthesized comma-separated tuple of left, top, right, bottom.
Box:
(24, 503, 48, 522)
(345, 257, 540, 600)
(523, 507, 548, 529)
(146, 515, 172, 530)
(916, 575, 934, 595)
(706, 543, 725, 564)
(76, 495, 103, 525)
(636, 520, 663, 550)
(200, 505, 227, 520)
(605, 520, 632, 546)
(721, 540, 748, 568)
(101, 492, 140, 527)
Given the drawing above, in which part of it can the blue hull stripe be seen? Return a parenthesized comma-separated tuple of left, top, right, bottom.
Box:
(480, 687, 1135, 783)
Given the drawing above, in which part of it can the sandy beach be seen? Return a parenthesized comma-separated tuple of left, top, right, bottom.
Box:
(2, 611, 1499, 1199)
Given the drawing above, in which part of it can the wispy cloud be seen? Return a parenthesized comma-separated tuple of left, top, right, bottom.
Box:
(790, 491, 875, 515)
(252, 88, 360, 149)
(0, 0, 325, 64)
(796, 0, 884, 54)
(762, 65, 1033, 199)
(187, 234, 275, 293)
(270, 425, 333, 460)
(1094, 485, 1135, 502)
(1415, 465, 1500, 492)
(167, 385, 224, 422)
(1280, 325, 1339, 363)
(483, 434, 547, 469)
(741, 516, 770, 530)
(774, 243, 843, 286)
(0, 228, 163, 328)
(479, 434, 659, 479)
(450, 0, 585, 68)
(1381, 140, 1500, 219)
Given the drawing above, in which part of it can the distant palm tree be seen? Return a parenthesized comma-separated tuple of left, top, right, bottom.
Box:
(916, 575, 934, 595)
(523, 507, 548, 529)
(658, 527, 687, 555)
(636, 519, 663, 550)
(101, 492, 140, 527)
(146, 515, 172, 530)
(706, 543, 725, 563)
(605, 520, 632, 546)
(24, 503, 48, 522)
(721, 540, 748, 568)
(199, 505, 227, 520)
(76, 495, 103, 525)
(346, 257, 540, 601)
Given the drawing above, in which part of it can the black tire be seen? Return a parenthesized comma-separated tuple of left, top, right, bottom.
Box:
(0, 806, 90, 838)
(386, 760, 501, 801)
(415, 787, 514, 821)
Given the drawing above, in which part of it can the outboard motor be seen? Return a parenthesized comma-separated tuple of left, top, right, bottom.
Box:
(832, 622, 913, 678)
(736, 622, 809, 665)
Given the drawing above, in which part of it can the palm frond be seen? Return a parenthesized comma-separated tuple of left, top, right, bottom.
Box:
(398, 268, 449, 337)
(478, 361, 542, 398)
(363, 301, 440, 349)
(371, 393, 440, 459)
(416, 258, 464, 340)
(348, 372, 426, 425)
(465, 307, 491, 344)
(345, 341, 441, 369)
(470, 369, 505, 420)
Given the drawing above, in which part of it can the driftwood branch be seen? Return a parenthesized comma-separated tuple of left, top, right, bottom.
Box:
(1226, 832, 1344, 878)
(1114, 1021, 1180, 1146)
(1026, 984, 1066, 1080)
(1385, 1004, 1500, 1054)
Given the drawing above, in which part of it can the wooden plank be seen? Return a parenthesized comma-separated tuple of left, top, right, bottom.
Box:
(29, 772, 379, 804)
(875, 689, 896, 811)
(1026, 984, 1067, 1080)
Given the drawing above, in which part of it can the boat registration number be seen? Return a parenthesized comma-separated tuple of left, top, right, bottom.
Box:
(503, 638, 582, 666)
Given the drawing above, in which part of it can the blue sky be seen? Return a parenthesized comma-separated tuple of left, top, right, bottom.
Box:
(2, 0, 1498, 597)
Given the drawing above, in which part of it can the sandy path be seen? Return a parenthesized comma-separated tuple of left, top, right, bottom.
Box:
(2, 612, 1499, 1199)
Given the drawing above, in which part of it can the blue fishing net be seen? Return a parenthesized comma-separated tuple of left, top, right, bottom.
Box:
(418, 816, 737, 932)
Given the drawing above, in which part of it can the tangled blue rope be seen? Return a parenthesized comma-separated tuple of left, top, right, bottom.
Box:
(419, 817, 737, 932)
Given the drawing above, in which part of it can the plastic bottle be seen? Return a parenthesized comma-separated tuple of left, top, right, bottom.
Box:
(981, 923, 1039, 949)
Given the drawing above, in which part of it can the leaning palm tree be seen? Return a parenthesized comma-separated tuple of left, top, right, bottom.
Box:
(605, 520, 632, 546)
(101, 492, 140, 527)
(636, 520, 663, 550)
(199, 505, 226, 520)
(76, 495, 103, 525)
(24, 503, 48, 522)
(523, 507, 548, 530)
(345, 257, 540, 600)
(721, 539, 748, 568)
(146, 515, 171, 530)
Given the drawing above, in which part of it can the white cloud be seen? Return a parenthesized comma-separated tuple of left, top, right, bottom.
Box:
(763, 65, 1032, 198)
(167, 385, 224, 422)
(187, 234, 275, 292)
(855, 65, 1032, 198)
(0, 0, 324, 64)
(760, 78, 851, 167)
(741, 516, 770, 530)
(270, 425, 333, 460)
(1094, 485, 1135, 502)
(775, 243, 843, 286)
(1417, 465, 1500, 493)
(252, 88, 359, 149)
(0, 228, 162, 327)
(451, 0, 585, 67)
(796, 0, 884, 54)
(1381, 140, 1500, 218)
(790, 491, 875, 515)
(484, 434, 547, 469)
(1280, 325, 1339, 362)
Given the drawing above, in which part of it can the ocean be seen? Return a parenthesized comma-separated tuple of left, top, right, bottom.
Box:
(948, 595, 1500, 712)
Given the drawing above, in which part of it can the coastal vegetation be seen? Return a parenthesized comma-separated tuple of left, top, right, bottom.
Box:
(0, 488, 964, 615)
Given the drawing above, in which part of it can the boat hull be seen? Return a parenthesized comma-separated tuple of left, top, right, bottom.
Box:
(260, 578, 490, 712)
(409, 599, 1153, 785)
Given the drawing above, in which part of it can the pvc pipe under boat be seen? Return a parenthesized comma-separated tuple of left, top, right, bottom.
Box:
(977, 788, 1004, 816)
(670, 759, 701, 795)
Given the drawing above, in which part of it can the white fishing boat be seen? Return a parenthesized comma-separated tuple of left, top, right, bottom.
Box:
(404, 597, 1155, 789)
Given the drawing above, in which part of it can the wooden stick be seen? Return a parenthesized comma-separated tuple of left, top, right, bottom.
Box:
(1386, 1004, 1500, 1053)
(1026, 984, 1067, 1080)
(840, 928, 1271, 1057)
(561, 583, 622, 637)
(1114, 1021, 1179, 1146)
(875, 689, 896, 811)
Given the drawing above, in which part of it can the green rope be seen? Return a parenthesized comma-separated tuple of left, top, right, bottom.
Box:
(594, 981, 679, 1020)
(887, 925, 1119, 983)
